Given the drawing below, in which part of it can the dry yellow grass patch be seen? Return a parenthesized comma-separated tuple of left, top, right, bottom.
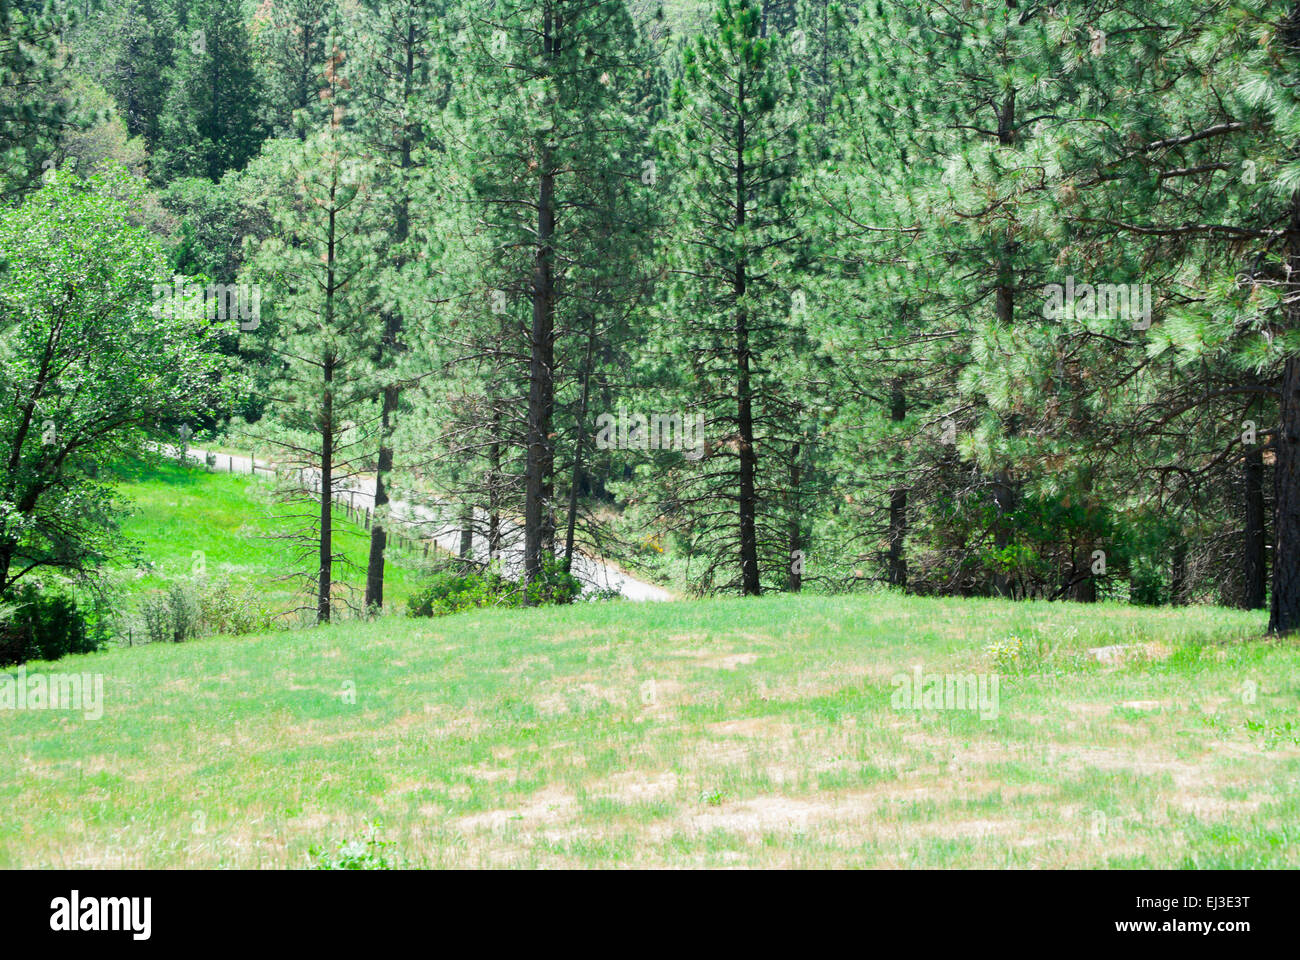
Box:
(449, 784, 577, 833)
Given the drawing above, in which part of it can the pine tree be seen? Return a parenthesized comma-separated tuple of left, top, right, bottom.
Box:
(659, 0, 806, 595)
(253, 0, 335, 137)
(791, 0, 853, 134)
(0, 0, 71, 197)
(341, 0, 446, 610)
(443, 0, 654, 593)
(245, 107, 382, 623)
(817, 1, 1119, 598)
(1050, 0, 1300, 626)
(160, 0, 267, 181)
(107, 0, 174, 149)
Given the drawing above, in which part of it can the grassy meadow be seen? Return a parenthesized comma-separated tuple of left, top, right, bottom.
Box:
(2, 591, 1296, 868)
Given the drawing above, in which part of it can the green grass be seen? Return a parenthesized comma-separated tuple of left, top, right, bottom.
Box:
(2, 592, 1296, 868)
(106, 458, 427, 621)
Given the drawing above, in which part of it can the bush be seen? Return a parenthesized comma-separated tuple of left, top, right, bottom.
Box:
(196, 574, 275, 635)
(406, 567, 518, 618)
(138, 576, 274, 644)
(310, 821, 406, 870)
(141, 582, 201, 643)
(0, 584, 103, 666)
(524, 553, 582, 607)
(407, 555, 583, 618)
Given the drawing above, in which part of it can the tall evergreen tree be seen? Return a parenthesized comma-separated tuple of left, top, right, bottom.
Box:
(253, 0, 335, 137)
(342, 0, 445, 609)
(0, 0, 71, 197)
(660, 0, 806, 595)
(444, 0, 654, 592)
(245, 113, 382, 623)
(107, 0, 174, 149)
(160, 0, 267, 181)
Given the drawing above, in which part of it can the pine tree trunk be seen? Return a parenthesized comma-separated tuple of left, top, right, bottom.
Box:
(1171, 538, 1188, 607)
(524, 156, 556, 591)
(318, 362, 333, 625)
(364, 23, 417, 612)
(1271, 353, 1300, 631)
(786, 441, 802, 592)
(736, 310, 761, 596)
(734, 87, 761, 597)
(315, 169, 343, 626)
(1243, 442, 1267, 610)
(887, 379, 908, 588)
(458, 503, 473, 560)
(365, 423, 392, 610)
(563, 311, 598, 574)
(523, 10, 559, 594)
(487, 435, 501, 562)
(1068, 547, 1097, 603)
(1068, 470, 1098, 603)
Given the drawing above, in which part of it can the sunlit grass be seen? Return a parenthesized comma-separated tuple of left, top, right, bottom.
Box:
(2, 592, 1295, 868)
(105, 458, 427, 621)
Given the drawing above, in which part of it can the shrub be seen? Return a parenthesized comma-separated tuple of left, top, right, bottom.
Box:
(407, 555, 583, 618)
(138, 576, 274, 644)
(524, 553, 582, 607)
(310, 821, 406, 870)
(195, 575, 275, 635)
(140, 582, 201, 643)
(0, 584, 103, 666)
(139, 591, 174, 645)
(406, 567, 518, 618)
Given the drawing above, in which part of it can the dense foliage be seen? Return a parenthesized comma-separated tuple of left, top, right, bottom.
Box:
(4, 0, 1300, 631)
(0, 583, 102, 666)
(407, 557, 581, 617)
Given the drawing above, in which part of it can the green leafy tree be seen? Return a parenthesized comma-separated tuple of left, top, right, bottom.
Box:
(0, 168, 225, 594)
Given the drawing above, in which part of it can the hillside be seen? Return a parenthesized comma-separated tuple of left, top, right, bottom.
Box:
(106, 458, 429, 626)
(3, 595, 1294, 869)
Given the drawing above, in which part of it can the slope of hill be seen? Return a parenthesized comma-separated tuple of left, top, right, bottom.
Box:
(106, 459, 428, 624)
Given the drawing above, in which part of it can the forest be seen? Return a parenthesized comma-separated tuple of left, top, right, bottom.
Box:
(3, 0, 1300, 638)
